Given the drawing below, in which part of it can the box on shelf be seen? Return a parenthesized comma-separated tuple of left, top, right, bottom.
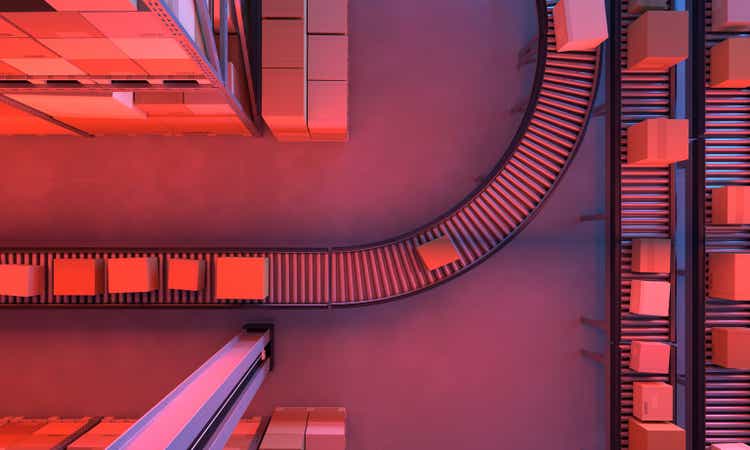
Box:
(633, 381, 673, 422)
(263, 0, 304, 18)
(134, 92, 193, 116)
(68, 419, 135, 450)
(81, 12, 171, 38)
(629, 279, 670, 317)
(712, 0, 750, 32)
(308, 35, 348, 81)
(167, 258, 205, 291)
(632, 238, 671, 273)
(2, 57, 85, 75)
(0, 263, 44, 297)
(306, 407, 346, 450)
(416, 235, 461, 271)
(0, 17, 26, 37)
(107, 256, 159, 294)
(628, 418, 685, 450)
(552, 0, 608, 52)
(224, 418, 262, 450)
(712, 186, 750, 225)
(2, 12, 104, 38)
(135, 58, 202, 76)
(53, 258, 104, 296)
(308, 80, 348, 141)
(712, 327, 750, 369)
(0, 37, 57, 58)
(308, 0, 348, 34)
(262, 19, 305, 68)
(709, 253, 750, 301)
(6, 93, 146, 119)
(711, 38, 750, 88)
(215, 256, 269, 300)
(627, 10, 688, 71)
(629, 340, 670, 374)
(262, 67, 307, 139)
(70, 58, 146, 75)
(38, 37, 129, 59)
(627, 118, 688, 166)
(110, 37, 187, 59)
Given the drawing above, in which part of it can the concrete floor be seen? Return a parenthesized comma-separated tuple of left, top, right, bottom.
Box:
(0, 1, 608, 449)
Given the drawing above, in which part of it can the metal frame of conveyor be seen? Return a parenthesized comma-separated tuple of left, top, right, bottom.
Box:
(107, 324, 273, 450)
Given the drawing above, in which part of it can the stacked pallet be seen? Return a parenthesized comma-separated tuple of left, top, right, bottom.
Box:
(261, 0, 348, 142)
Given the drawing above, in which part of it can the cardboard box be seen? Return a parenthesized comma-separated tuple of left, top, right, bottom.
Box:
(629, 341, 670, 374)
(628, 418, 685, 450)
(308, 35, 348, 81)
(712, 186, 750, 225)
(215, 256, 269, 299)
(712, 0, 750, 32)
(53, 258, 104, 296)
(263, 0, 304, 18)
(46, 0, 137, 11)
(224, 418, 261, 450)
(627, 118, 688, 166)
(308, 80, 348, 141)
(3, 12, 103, 38)
(553, 0, 608, 52)
(262, 19, 305, 68)
(632, 238, 671, 273)
(633, 381, 673, 422)
(627, 10, 689, 71)
(134, 92, 193, 116)
(135, 58, 202, 76)
(167, 258, 205, 291)
(0, 17, 26, 38)
(39, 37, 129, 59)
(184, 90, 234, 115)
(416, 235, 461, 271)
(0, 264, 44, 297)
(0, 60, 23, 75)
(261, 407, 307, 450)
(69, 58, 146, 76)
(262, 67, 307, 137)
(0, 37, 57, 58)
(306, 408, 346, 450)
(1, 57, 86, 75)
(111, 37, 188, 59)
(107, 257, 159, 293)
(712, 327, 750, 369)
(629, 280, 670, 317)
(82, 12, 170, 37)
(709, 253, 750, 301)
(711, 38, 750, 88)
(6, 93, 146, 119)
(628, 0, 668, 14)
(67, 420, 134, 450)
(308, 0, 348, 34)
(711, 444, 750, 450)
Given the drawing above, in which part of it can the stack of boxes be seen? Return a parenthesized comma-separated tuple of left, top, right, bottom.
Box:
(259, 407, 346, 450)
(0, 417, 96, 449)
(67, 418, 135, 450)
(710, 0, 750, 89)
(261, 0, 348, 142)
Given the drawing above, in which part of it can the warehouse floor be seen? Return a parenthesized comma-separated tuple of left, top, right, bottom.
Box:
(0, 1, 607, 449)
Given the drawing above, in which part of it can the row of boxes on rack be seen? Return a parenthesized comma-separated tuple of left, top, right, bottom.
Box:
(0, 7, 205, 79)
(261, 0, 348, 142)
(0, 416, 263, 450)
(0, 255, 269, 299)
(260, 407, 346, 450)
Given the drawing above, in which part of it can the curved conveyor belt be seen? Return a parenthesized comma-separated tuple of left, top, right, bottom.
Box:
(0, 0, 601, 307)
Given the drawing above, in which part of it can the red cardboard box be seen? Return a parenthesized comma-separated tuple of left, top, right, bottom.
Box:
(628, 0, 668, 14)
(263, 0, 304, 18)
(308, 0, 348, 34)
(215, 256, 269, 300)
(111, 37, 187, 59)
(167, 258, 205, 291)
(553, 0, 608, 52)
(46, 0, 137, 10)
(53, 258, 104, 296)
(712, 327, 750, 369)
(629, 341, 670, 374)
(0, 264, 44, 297)
(711, 38, 750, 88)
(68, 419, 135, 450)
(0, 420, 49, 448)
(709, 253, 750, 301)
(0, 18, 26, 38)
(82, 12, 170, 37)
(70, 58, 146, 76)
(633, 381, 673, 422)
(262, 19, 305, 68)
(3, 12, 103, 38)
(224, 418, 261, 450)
(711, 444, 750, 450)
(262, 67, 307, 138)
(107, 257, 159, 294)
(308, 80, 348, 141)
(629, 280, 670, 317)
(135, 58, 202, 76)
(712, 0, 750, 32)
(417, 235, 461, 271)
(184, 90, 234, 115)
(308, 35, 348, 81)
(6, 93, 146, 119)
(0, 60, 23, 75)
(632, 238, 671, 273)
(134, 92, 193, 116)
(627, 10, 689, 71)
(306, 408, 346, 450)
(712, 186, 750, 225)
(39, 37, 129, 59)
(0, 37, 57, 58)
(628, 418, 685, 450)
(12, 419, 92, 450)
(627, 118, 689, 166)
(1, 57, 85, 75)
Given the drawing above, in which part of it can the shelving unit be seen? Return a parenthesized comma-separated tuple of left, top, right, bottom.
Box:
(0, 0, 260, 136)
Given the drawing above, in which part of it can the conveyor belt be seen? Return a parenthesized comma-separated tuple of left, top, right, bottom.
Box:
(0, 0, 601, 307)
(610, 1, 676, 449)
(702, 0, 750, 446)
